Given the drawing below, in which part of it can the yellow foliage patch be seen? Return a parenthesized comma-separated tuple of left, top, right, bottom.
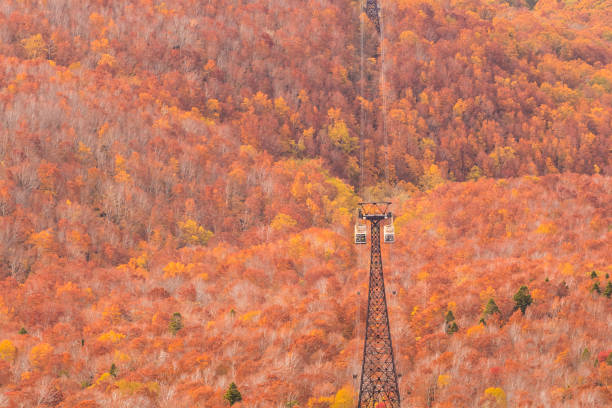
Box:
(29, 343, 53, 368)
(416, 270, 429, 281)
(536, 222, 556, 234)
(489, 146, 516, 170)
(97, 53, 116, 68)
(271, 213, 297, 231)
(89, 12, 105, 28)
(480, 286, 496, 302)
(94, 372, 112, 387)
(113, 154, 130, 182)
(484, 387, 507, 407)
(102, 304, 122, 324)
(437, 374, 450, 387)
(21, 34, 46, 59)
(114, 350, 130, 362)
(466, 324, 485, 337)
(162, 261, 194, 279)
(56, 281, 79, 297)
(419, 164, 445, 191)
(0, 297, 10, 318)
(453, 98, 467, 117)
(28, 229, 55, 251)
(78, 142, 92, 156)
(114, 169, 130, 183)
(330, 386, 353, 408)
(115, 379, 159, 395)
(288, 235, 306, 260)
(97, 122, 109, 138)
(307, 395, 333, 408)
(0, 339, 16, 362)
(98, 330, 126, 344)
(531, 288, 544, 301)
(555, 349, 569, 365)
(117, 253, 149, 278)
(239, 310, 261, 323)
(178, 219, 213, 246)
(68, 61, 81, 72)
(561, 262, 574, 276)
(327, 108, 357, 154)
(90, 37, 110, 53)
(399, 30, 418, 43)
(274, 97, 290, 115)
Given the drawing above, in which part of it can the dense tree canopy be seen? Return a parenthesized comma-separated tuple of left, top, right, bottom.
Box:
(0, 0, 610, 406)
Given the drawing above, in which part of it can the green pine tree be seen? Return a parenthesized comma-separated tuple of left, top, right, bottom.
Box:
(603, 282, 612, 298)
(445, 310, 458, 334)
(169, 312, 183, 335)
(591, 282, 601, 294)
(224, 382, 242, 406)
(109, 363, 117, 377)
(445, 310, 455, 323)
(19, 327, 27, 335)
(513, 286, 533, 315)
(483, 298, 501, 316)
(581, 348, 591, 361)
(590, 270, 598, 279)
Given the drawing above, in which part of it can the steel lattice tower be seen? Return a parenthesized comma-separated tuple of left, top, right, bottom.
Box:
(357, 202, 400, 408)
(365, 0, 381, 33)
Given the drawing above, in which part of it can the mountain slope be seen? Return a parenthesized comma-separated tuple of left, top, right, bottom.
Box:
(0, 0, 610, 406)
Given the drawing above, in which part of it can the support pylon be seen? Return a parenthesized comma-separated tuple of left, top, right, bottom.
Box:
(357, 202, 400, 408)
(365, 0, 381, 33)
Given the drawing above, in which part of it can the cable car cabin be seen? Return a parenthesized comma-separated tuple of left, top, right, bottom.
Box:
(384, 224, 395, 243)
(355, 224, 367, 244)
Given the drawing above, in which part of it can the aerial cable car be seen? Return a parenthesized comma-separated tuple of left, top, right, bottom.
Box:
(355, 210, 367, 244)
(384, 216, 395, 243)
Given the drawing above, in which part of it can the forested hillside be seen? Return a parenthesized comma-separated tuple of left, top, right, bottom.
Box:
(0, 0, 610, 406)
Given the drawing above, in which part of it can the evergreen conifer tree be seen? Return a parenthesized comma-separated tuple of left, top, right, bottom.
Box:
(444, 310, 458, 334)
(224, 382, 242, 406)
(483, 298, 500, 316)
(169, 312, 183, 335)
(445, 310, 455, 323)
(513, 286, 533, 315)
(581, 348, 591, 361)
(481, 298, 501, 325)
(603, 282, 612, 298)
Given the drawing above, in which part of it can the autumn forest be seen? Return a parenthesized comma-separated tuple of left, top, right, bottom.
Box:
(0, 0, 610, 406)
